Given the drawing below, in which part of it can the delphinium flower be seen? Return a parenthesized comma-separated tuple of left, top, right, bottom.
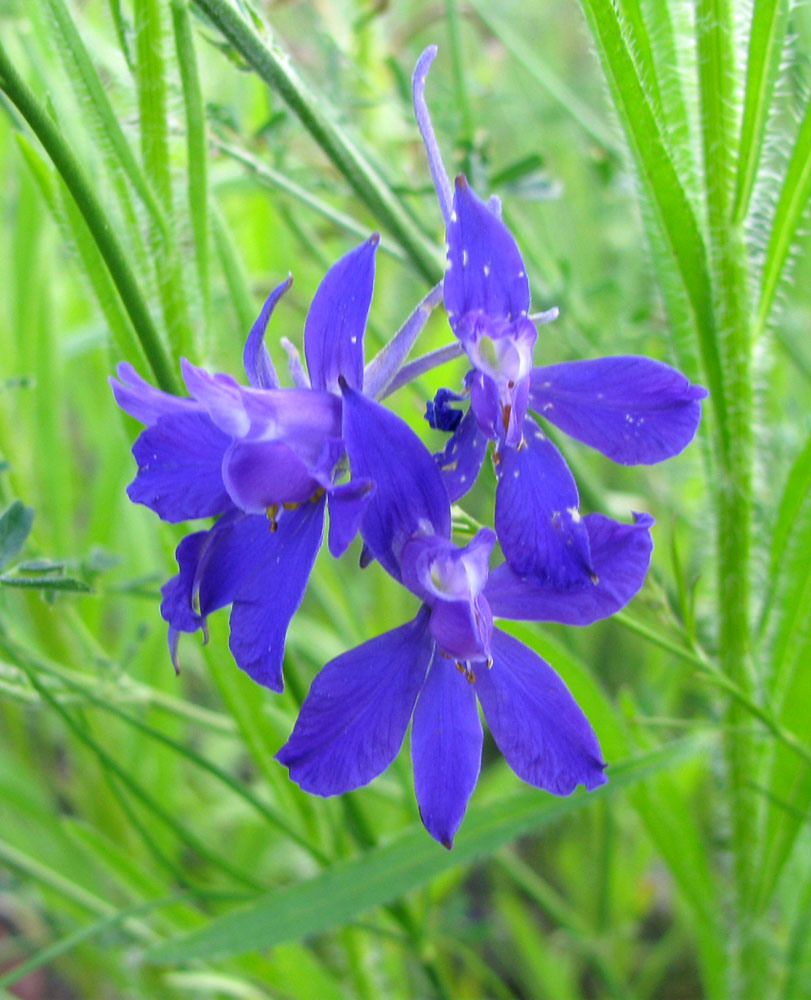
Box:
(111, 235, 431, 690)
(277, 384, 655, 847)
(412, 47, 708, 588)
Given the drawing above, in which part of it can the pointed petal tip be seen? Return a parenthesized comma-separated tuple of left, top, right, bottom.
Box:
(368, 232, 380, 247)
(455, 173, 468, 190)
(414, 45, 439, 79)
(631, 510, 655, 529)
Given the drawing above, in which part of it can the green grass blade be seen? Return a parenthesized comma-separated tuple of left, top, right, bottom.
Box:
(755, 98, 811, 337)
(190, 0, 442, 282)
(0, 39, 179, 393)
(466, 0, 622, 154)
(577, 0, 727, 451)
(148, 738, 706, 964)
(171, 0, 211, 346)
(39, 0, 168, 237)
(134, 0, 195, 359)
(733, 0, 790, 225)
(0, 501, 34, 571)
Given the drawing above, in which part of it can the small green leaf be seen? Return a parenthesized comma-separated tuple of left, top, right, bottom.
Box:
(0, 501, 34, 571)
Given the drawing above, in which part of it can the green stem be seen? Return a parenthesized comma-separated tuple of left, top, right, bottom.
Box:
(0, 40, 179, 393)
(189, 0, 442, 283)
(697, 3, 756, 993)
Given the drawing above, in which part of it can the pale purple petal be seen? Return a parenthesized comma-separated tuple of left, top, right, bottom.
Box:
(485, 512, 654, 624)
(529, 357, 708, 464)
(412, 659, 482, 848)
(495, 420, 594, 588)
(128, 412, 233, 521)
(445, 176, 530, 323)
(475, 629, 607, 794)
(305, 235, 379, 393)
(181, 359, 250, 437)
(429, 595, 493, 663)
(435, 406, 489, 502)
(327, 478, 375, 558)
(227, 498, 326, 691)
(222, 439, 320, 513)
(110, 363, 197, 426)
(243, 276, 291, 389)
(341, 383, 451, 579)
(411, 46, 453, 225)
(276, 609, 434, 794)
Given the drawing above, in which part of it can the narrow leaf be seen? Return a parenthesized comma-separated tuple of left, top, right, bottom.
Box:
(148, 739, 705, 963)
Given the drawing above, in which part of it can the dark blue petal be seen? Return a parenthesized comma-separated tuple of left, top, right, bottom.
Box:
(475, 629, 607, 794)
(128, 411, 233, 522)
(243, 276, 291, 389)
(412, 658, 482, 848)
(305, 235, 379, 393)
(434, 407, 488, 503)
(425, 387, 465, 432)
(529, 357, 708, 464)
(160, 530, 209, 638)
(429, 596, 493, 663)
(276, 609, 434, 794)
(445, 176, 530, 323)
(327, 478, 375, 558)
(110, 363, 198, 426)
(485, 512, 654, 624)
(341, 383, 451, 579)
(495, 420, 594, 587)
(228, 498, 326, 691)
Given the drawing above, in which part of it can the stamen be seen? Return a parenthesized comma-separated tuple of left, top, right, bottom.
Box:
(502, 403, 512, 431)
(266, 504, 279, 532)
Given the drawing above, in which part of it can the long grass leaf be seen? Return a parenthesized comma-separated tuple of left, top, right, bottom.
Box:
(190, 0, 442, 282)
(733, 0, 790, 224)
(0, 40, 179, 392)
(755, 98, 811, 337)
(148, 738, 706, 963)
(577, 0, 727, 453)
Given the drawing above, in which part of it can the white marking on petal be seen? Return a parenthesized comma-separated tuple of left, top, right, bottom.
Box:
(483, 263, 491, 276)
(462, 249, 469, 267)
(567, 506, 581, 523)
(450, 211, 458, 223)
(350, 335, 358, 344)
(543, 403, 553, 411)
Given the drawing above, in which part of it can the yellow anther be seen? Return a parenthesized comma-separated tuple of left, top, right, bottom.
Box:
(266, 504, 279, 532)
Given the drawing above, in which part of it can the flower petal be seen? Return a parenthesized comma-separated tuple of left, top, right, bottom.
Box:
(181, 359, 250, 437)
(434, 406, 488, 502)
(222, 439, 320, 513)
(276, 609, 434, 794)
(243, 276, 291, 389)
(485, 512, 654, 624)
(305, 235, 379, 394)
(529, 357, 708, 464)
(128, 412, 233, 521)
(227, 498, 326, 691)
(327, 478, 376, 558)
(475, 629, 607, 794)
(160, 529, 209, 637)
(341, 384, 451, 579)
(445, 176, 530, 323)
(411, 46, 454, 225)
(495, 420, 594, 587)
(110, 363, 198, 426)
(412, 658, 482, 848)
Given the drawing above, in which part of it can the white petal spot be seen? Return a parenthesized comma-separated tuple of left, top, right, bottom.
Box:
(517, 271, 525, 278)
(350, 335, 358, 344)
(543, 403, 553, 412)
(566, 506, 581, 523)
(450, 211, 458, 223)
(483, 263, 491, 277)
(462, 249, 469, 267)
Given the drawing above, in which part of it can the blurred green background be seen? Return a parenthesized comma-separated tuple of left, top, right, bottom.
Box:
(0, 1, 810, 997)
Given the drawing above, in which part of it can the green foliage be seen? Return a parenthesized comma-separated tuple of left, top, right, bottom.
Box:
(0, 0, 808, 998)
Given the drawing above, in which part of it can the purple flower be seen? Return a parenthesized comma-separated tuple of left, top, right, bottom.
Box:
(277, 384, 655, 847)
(111, 237, 381, 689)
(413, 47, 707, 587)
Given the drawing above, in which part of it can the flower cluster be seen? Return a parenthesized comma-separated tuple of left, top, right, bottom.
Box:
(111, 48, 706, 847)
